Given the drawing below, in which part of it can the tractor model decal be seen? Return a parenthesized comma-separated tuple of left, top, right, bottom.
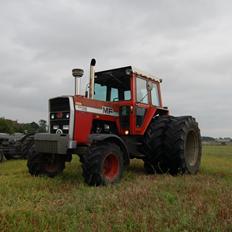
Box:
(102, 106, 114, 115)
(75, 104, 119, 116)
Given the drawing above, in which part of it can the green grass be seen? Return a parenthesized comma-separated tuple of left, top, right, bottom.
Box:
(1, 145, 232, 231)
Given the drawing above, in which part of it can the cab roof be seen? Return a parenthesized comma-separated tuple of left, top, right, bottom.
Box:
(95, 66, 161, 83)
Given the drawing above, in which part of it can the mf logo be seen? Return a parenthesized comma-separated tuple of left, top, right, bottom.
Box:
(102, 106, 113, 115)
(56, 129, 63, 134)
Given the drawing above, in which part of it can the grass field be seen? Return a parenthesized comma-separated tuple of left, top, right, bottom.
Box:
(0, 145, 232, 232)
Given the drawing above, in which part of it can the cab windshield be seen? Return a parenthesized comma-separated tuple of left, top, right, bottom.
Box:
(94, 67, 131, 102)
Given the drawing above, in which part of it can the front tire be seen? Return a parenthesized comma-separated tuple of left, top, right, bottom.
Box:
(27, 147, 65, 177)
(81, 143, 124, 186)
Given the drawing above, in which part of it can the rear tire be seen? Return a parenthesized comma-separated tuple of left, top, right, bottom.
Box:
(81, 143, 124, 186)
(27, 147, 65, 177)
(143, 115, 172, 174)
(164, 116, 202, 174)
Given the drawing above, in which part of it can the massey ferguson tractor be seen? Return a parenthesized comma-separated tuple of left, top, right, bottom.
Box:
(27, 59, 201, 186)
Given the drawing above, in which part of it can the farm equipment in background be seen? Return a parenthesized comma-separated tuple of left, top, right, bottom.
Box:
(0, 151, 3, 162)
(0, 133, 34, 160)
(27, 59, 202, 185)
(0, 133, 10, 162)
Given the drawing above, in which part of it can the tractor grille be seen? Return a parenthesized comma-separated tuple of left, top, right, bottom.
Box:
(49, 97, 70, 135)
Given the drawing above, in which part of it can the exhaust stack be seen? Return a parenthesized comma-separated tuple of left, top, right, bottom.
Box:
(89, 58, 96, 99)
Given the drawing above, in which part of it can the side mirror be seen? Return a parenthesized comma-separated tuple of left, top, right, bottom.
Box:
(72, 68, 84, 78)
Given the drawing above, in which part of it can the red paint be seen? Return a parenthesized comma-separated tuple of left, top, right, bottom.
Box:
(103, 154, 119, 181)
(56, 112, 63, 119)
(74, 111, 93, 144)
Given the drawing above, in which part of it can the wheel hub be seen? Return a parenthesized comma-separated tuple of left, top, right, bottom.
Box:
(186, 131, 199, 166)
(103, 154, 119, 181)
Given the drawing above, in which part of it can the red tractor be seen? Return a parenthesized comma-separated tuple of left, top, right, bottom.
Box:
(27, 59, 201, 186)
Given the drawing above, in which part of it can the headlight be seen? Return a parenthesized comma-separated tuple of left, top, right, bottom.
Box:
(104, 124, 110, 132)
(125, 130, 129, 135)
(63, 125, 69, 130)
(53, 125, 59, 130)
(66, 113, 70, 119)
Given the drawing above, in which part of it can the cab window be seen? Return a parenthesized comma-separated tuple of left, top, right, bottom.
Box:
(94, 83, 107, 101)
(151, 83, 160, 106)
(94, 68, 131, 102)
(124, 90, 131, 100)
(136, 77, 148, 104)
(110, 88, 119, 101)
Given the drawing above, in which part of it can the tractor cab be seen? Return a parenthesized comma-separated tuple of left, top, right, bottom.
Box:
(87, 65, 168, 137)
(93, 66, 162, 106)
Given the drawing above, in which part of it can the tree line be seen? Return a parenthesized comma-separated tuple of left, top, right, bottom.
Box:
(0, 118, 47, 134)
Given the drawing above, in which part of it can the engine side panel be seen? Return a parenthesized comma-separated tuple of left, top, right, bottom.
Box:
(74, 111, 93, 144)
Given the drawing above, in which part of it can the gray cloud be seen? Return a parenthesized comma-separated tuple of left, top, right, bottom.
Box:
(0, 0, 232, 137)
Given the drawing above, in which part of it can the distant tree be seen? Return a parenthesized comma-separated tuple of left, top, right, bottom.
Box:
(29, 122, 40, 133)
(0, 117, 47, 134)
(0, 118, 14, 134)
(201, 136, 215, 142)
(38, 119, 47, 132)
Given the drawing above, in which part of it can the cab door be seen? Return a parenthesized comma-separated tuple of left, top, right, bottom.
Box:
(132, 75, 162, 135)
(133, 76, 150, 134)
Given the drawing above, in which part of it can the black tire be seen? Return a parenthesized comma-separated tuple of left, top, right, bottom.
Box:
(21, 135, 34, 159)
(0, 150, 4, 162)
(27, 147, 65, 177)
(3, 151, 15, 160)
(164, 116, 202, 174)
(4, 152, 23, 160)
(81, 143, 124, 186)
(143, 115, 173, 174)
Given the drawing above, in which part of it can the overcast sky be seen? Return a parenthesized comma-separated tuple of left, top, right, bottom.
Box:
(0, 0, 231, 137)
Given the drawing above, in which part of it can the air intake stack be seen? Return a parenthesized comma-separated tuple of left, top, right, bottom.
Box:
(72, 68, 84, 95)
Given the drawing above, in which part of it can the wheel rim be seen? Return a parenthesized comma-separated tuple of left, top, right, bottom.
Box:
(186, 131, 199, 166)
(43, 157, 59, 173)
(44, 163, 59, 172)
(103, 154, 119, 181)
